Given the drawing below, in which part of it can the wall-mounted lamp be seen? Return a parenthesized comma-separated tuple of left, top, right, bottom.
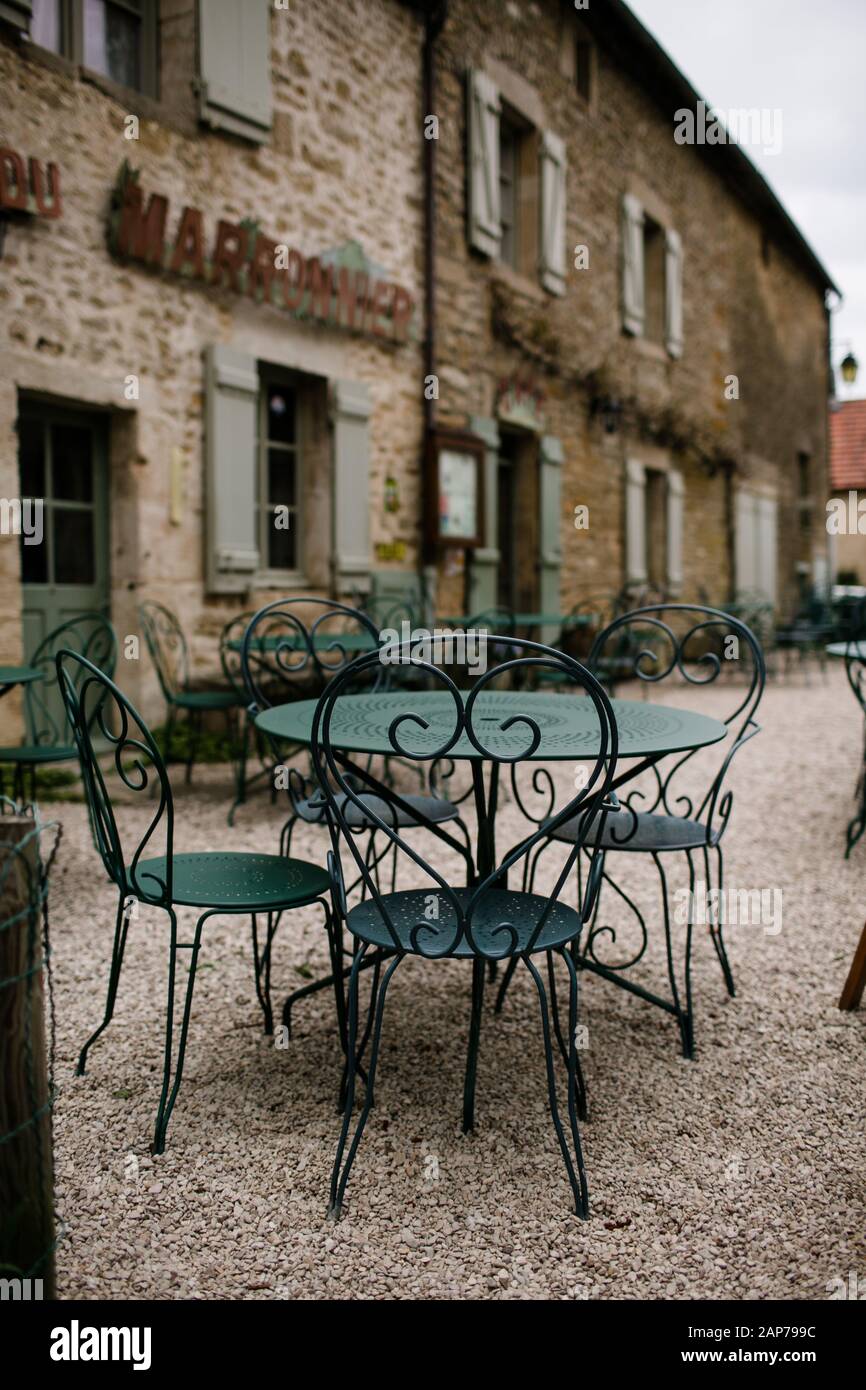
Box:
(592, 394, 623, 435)
(840, 352, 859, 386)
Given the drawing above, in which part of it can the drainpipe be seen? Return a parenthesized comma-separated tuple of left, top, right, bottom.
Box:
(421, 0, 448, 622)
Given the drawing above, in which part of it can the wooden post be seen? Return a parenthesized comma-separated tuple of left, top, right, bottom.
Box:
(0, 817, 56, 1298)
(839, 919, 866, 1012)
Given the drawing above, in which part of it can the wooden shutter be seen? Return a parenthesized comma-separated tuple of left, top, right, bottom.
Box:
(467, 69, 501, 258)
(538, 435, 563, 641)
(756, 495, 778, 607)
(622, 194, 645, 336)
(197, 0, 272, 144)
(666, 468, 684, 593)
(665, 228, 684, 358)
(734, 489, 756, 597)
(204, 345, 260, 595)
(0, 0, 31, 30)
(539, 130, 567, 296)
(625, 458, 647, 585)
(331, 380, 372, 597)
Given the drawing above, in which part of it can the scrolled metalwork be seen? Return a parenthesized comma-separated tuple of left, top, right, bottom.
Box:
(24, 613, 117, 750)
(311, 636, 619, 962)
(589, 604, 765, 844)
(56, 650, 174, 906)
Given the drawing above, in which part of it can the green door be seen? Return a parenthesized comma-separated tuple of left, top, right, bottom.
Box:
(18, 400, 110, 659)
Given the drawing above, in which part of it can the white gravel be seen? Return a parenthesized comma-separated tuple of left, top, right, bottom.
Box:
(42, 666, 865, 1300)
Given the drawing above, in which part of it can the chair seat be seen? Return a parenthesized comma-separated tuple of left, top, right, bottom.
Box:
(0, 744, 76, 764)
(296, 792, 459, 829)
(127, 852, 330, 909)
(347, 886, 583, 957)
(172, 689, 242, 711)
(551, 808, 717, 852)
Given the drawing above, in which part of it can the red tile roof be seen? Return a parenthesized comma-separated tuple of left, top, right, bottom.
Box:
(831, 399, 866, 490)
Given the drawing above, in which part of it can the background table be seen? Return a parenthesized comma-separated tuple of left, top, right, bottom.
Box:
(0, 666, 42, 700)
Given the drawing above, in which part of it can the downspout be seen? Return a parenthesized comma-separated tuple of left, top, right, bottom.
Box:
(421, 0, 448, 621)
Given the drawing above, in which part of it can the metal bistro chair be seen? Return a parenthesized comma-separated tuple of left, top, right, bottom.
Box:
(56, 650, 332, 1154)
(0, 612, 116, 802)
(313, 638, 619, 1220)
(241, 597, 475, 1032)
(511, 604, 765, 1058)
(842, 640, 866, 857)
(139, 600, 243, 784)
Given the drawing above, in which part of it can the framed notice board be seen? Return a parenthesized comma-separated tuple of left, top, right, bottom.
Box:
(425, 429, 484, 549)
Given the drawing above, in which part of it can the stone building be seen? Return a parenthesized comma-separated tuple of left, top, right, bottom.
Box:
(0, 0, 837, 734)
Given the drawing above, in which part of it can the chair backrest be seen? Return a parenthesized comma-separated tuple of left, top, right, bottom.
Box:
(589, 603, 766, 840)
(219, 611, 254, 703)
(361, 594, 417, 632)
(24, 613, 117, 748)
(55, 649, 174, 905)
(311, 637, 618, 960)
(139, 600, 188, 701)
(240, 597, 381, 714)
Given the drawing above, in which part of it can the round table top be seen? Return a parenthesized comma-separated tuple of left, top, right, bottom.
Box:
(0, 665, 43, 688)
(826, 641, 866, 659)
(256, 690, 727, 762)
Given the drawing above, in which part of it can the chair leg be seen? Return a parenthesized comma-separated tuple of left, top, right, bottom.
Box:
(251, 911, 278, 1035)
(185, 710, 201, 785)
(655, 851, 694, 1059)
(77, 891, 132, 1075)
(525, 953, 589, 1218)
(328, 948, 401, 1220)
(462, 955, 486, 1133)
(153, 909, 206, 1155)
(227, 710, 249, 827)
(705, 842, 735, 997)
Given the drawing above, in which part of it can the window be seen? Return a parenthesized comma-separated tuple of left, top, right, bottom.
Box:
(645, 468, 668, 588)
(643, 216, 667, 345)
(622, 195, 683, 356)
(497, 109, 537, 278)
(257, 376, 300, 574)
(29, 0, 157, 96)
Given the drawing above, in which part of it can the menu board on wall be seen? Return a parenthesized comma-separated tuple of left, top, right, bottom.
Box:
(425, 430, 484, 549)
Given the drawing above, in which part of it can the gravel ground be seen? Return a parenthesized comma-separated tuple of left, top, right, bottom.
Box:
(42, 666, 865, 1300)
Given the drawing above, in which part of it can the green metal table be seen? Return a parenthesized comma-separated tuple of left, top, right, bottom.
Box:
(0, 666, 42, 700)
(231, 632, 377, 653)
(443, 612, 594, 631)
(257, 690, 726, 876)
(826, 641, 866, 660)
(258, 689, 726, 1056)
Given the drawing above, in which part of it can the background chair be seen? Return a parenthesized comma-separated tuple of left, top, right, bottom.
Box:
(842, 640, 866, 857)
(57, 649, 333, 1154)
(502, 604, 765, 1059)
(312, 637, 619, 1220)
(0, 612, 116, 802)
(139, 600, 242, 784)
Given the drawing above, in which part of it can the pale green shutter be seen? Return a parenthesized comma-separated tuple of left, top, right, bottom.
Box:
(331, 380, 372, 597)
(734, 489, 756, 599)
(666, 468, 684, 594)
(539, 130, 567, 296)
(756, 495, 778, 608)
(538, 435, 563, 641)
(467, 415, 500, 615)
(467, 70, 501, 258)
(0, 0, 32, 31)
(204, 345, 260, 595)
(665, 229, 684, 358)
(622, 194, 645, 336)
(625, 458, 647, 585)
(198, 0, 272, 144)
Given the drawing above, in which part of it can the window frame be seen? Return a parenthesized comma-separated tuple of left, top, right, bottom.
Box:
(255, 367, 304, 585)
(28, 0, 158, 98)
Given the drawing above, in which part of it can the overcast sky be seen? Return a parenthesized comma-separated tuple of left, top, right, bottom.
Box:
(627, 0, 866, 399)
